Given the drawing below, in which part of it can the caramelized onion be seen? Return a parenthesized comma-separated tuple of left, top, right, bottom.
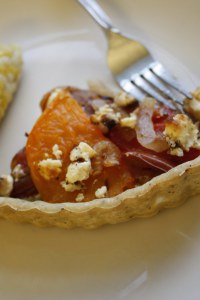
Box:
(135, 98, 169, 152)
(10, 147, 38, 199)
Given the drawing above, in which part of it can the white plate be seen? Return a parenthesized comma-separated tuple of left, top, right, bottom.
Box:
(0, 1, 200, 299)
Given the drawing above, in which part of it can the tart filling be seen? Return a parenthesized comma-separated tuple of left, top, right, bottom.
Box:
(0, 86, 200, 228)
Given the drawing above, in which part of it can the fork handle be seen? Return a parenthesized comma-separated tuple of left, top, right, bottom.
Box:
(78, 0, 118, 32)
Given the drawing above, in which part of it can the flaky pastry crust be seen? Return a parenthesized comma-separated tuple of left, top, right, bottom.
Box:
(0, 156, 200, 229)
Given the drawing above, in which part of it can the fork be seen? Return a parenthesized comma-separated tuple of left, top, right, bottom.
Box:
(78, 0, 192, 111)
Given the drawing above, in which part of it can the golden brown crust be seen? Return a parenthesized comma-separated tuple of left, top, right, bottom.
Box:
(0, 156, 200, 229)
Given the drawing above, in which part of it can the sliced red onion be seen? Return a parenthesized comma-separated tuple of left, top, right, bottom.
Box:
(135, 98, 169, 152)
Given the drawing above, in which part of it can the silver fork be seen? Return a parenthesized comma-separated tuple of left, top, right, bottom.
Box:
(78, 0, 192, 111)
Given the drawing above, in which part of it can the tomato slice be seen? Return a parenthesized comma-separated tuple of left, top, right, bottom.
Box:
(26, 91, 134, 203)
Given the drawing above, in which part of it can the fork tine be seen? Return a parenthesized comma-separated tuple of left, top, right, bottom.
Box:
(79, 0, 193, 112)
(131, 75, 176, 109)
(142, 69, 183, 104)
(142, 68, 185, 113)
(120, 79, 146, 101)
(151, 62, 192, 99)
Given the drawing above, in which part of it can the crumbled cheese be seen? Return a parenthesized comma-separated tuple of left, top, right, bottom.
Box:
(91, 104, 121, 124)
(164, 114, 200, 155)
(66, 161, 91, 183)
(75, 193, 85, 202)
(60, 181, 82, 192)
(169, 147, 184, 157)
(185, 102, 200, 120)
(91, 99, 107, 111)
(12, 164, 25, 181)
(52, 144, 62, 160)
(120, 112, 137, 129)
(0, 175, 13, 196)
(38, 158, 62, 180)
(70, 142, 96, 161)
(184, 87, 200, 120)
(61, 142, 96, 193)
(114, 91, 135, 107)
(95, 185, 108, 199)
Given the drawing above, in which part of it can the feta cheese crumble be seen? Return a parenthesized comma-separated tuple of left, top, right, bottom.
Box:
(52, 144, 62, 160)
(61, 142, 96, 193)
(184, 87, 200, 120)
(0, 175, 13, 196)
(91, 104, 121, 125)
(60, 181, 82, 192)
(12, 164, 25, 181)
(66, 161, 92, 183)
(38, 158, 62, 180)
(164, 113, 200, 156)
(70, 142, 96, 161)
(120, 112, 137, 129)
(95, 185, 108, 198)
(114, 91, 136, 107)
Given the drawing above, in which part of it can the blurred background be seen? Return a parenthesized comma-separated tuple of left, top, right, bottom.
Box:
(0, 0, 200, 77)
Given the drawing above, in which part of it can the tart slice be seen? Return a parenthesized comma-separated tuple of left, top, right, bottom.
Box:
(0, 86, 200, 229)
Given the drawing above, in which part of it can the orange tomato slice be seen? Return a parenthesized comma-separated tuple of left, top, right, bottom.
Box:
(26, 90, 134, 203)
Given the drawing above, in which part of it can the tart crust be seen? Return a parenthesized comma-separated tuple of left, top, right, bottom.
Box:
(0, 156, 200, 229)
